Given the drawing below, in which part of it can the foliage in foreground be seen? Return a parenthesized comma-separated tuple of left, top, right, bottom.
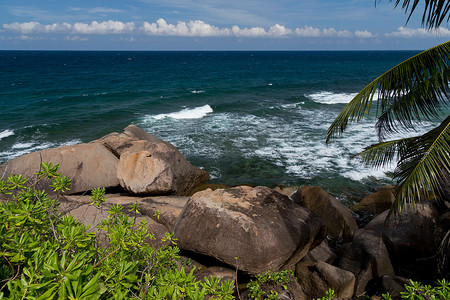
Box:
(0, 162, 296, 299)
(0, 163, 237, 299)
(315, 279, 450, 300)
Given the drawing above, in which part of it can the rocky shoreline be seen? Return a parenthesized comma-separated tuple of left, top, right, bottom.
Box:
(1, 124, 449, 299)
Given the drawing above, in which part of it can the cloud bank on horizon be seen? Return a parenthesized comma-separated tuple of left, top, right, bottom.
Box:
(4, 19, 450, 39)
(0, 0, 448, 50)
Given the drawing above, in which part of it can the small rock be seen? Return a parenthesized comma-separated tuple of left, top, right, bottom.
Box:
(336, 229, 394, 297)
(354, 190, 395, 215)
(292, 185, 358, 241)
(296, 261, 355, 299)
(194, 266, 236, 285)
(300, 240, 337, 264)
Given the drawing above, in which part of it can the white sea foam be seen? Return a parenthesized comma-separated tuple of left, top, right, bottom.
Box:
(190, 90, 205, 94)
(12, 142, 34, 149)
(0, 139, 82, 162)
(0, 142, 54, 162)
(138, 103, 439, 184)
(306, 91, 357, 104)
(151, 104, 213, 120)
(0, 130, 14, 140)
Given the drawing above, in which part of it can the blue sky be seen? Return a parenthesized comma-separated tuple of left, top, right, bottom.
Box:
(0, 0, 448, 50)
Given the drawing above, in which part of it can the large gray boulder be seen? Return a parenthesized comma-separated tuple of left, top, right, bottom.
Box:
(98, 125, 209, 196)
(173, 186, 327, 275)
(0, 142, 120, 194)
(292, 185, 358, 241)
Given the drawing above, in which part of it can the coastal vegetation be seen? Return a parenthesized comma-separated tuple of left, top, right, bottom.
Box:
(0, 163, 306, 299)
(0, 163, 235, 299)
(1, 164, 449, 300)
(327, 0, 450, 209)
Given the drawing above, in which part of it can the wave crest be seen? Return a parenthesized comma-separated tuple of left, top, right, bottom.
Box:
(306, 91, 357, 104)
(151, 104, 213, 120)
(0, 130, 14, 140)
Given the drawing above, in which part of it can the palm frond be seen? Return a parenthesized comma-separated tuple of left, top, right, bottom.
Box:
(375, 62, 450, 139)
(393, 115, 450, 209)
(355, 137, 415, 169)
(326, 40, 450, 143)
(387, 0, 450, 29)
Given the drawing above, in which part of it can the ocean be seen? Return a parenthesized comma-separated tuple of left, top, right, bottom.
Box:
(0, 50, 443, 203)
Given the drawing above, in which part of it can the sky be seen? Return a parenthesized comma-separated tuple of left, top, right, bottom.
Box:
(0, 0, 449, 51)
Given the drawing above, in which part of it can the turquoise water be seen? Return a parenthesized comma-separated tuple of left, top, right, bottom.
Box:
(0, 50, 442, 201)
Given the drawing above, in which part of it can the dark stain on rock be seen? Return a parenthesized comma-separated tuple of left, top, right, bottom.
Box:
(116, 142, 134, 151)
(225, 188, 246, 199)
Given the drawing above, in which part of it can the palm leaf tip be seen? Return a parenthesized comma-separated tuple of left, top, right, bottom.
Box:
(388, 0, 450, 29)
(392, 115, 450, 208)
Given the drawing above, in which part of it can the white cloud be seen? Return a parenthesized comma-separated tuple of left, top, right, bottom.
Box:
(268, 24, 292, 37)
(355, 30, 374, 38)
(141, 18, 230, 36)
(295, 26, 359, 38)
(231, 25, 267, 37)
(386, 26, 450, 38)
(323, 28, 352, 38)
(3, 21, 71, 34)
(72, 21, 135, 34)
(294, 26, 322, 37)
(2, 20, 134, 35)
(14, 19, 449, 41)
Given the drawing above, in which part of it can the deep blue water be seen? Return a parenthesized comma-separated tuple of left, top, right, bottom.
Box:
(0, 50, 441, 202)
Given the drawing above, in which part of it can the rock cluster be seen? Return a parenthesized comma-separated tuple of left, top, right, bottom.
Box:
(0, 124, 209, 196)
(1, 125, 449, 299)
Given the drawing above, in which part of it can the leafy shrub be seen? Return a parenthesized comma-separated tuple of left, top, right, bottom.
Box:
(246, 270, 294, 300)
(314, 279, 450, 300)
(0, 163, 235, 299)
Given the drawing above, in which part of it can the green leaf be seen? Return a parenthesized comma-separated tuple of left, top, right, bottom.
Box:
(36, 285, 58, 300)
(80, 272, 101, 297)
